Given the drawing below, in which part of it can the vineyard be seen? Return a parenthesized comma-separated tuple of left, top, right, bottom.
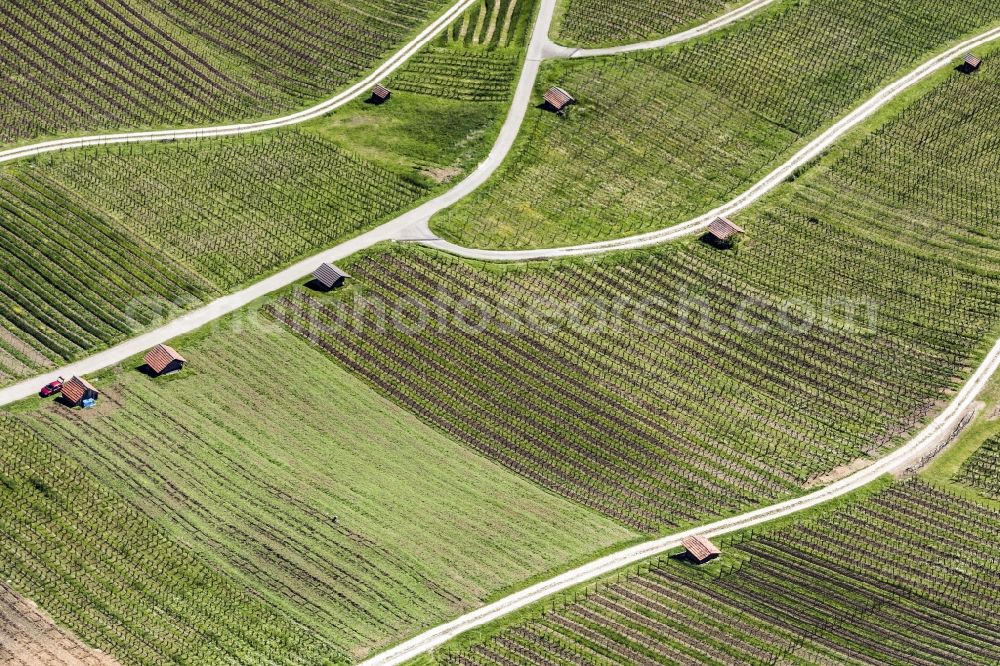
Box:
(955, 435, 1000, 498)
(0, 7, 530, 390)
(438, 0, 534, 49)
(390, 0, 534, 102)
(270, 55, 1000, 533)
(33, 130, 429, 289)
(0, 0, 451, 146)
(11, 319, 633, 659)
(390, 48, 520, 101)
(0, 168, 215, 385)
(827, 54, 1000, 267)
(432, 0, 1000, 250)
(556, 0, 729, 46)
(0, 415, 341, 664)
(432, 481, 1000, 666)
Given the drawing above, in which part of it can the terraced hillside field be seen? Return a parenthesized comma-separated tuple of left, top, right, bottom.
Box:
(555, 0, 730, 46)
(36, 132, 429, 289)
(433, 0, 1000, 250)
(429, 481, 1000, 666)
(0, 131, 418, 385)
(0, 0, 453, 146)
(6, 317, 634, 661)
(270, 58, 1000, 533)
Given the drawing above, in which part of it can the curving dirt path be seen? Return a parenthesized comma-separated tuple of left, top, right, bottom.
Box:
(541, 0, 779, 59)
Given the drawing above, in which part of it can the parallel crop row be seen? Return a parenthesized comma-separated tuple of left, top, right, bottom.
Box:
(32, 130, 428, 289)
(390, 48, 520, 101)
(438, 481, 1000, 666)
(0, 127, 429, 386)
(434, 0, 1000, 250)
(829, 56, 1000, 267)
(0, 415, 339, 664)
(28, 385, 465, 657)
(0, 0, 449, 145)
(0, 169, 214, 383)
(439, 0, 531, 49)
(272, 57, 1000, 532)
(269, 186, 1000, 532)
(13, 323, 633, 659)
(955, 435, 1000, 498)
(557, 0, 728, 46)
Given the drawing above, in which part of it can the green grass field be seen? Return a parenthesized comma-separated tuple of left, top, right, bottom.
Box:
(270, 55, 1000, 534)
(0, 0, 455, 147)
(4, 310, 635, 662)
(554, 0, 731, 46)
(432, 0, 1000, 250)
(422, 480, 1000, 665)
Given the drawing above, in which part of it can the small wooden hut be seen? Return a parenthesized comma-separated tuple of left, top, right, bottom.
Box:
(543, 87, 575, 113)
(707, 216, 745, 243)
(62, 376, 98, 407)
(682, 535, 722, 564)
(964, 52, 982, 71)
(371, 83, 391, 102)
(145, 344, 187, 376)
(312, 262, 350, 290)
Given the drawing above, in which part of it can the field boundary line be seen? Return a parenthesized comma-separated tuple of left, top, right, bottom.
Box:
(359, 336, 1000, 666)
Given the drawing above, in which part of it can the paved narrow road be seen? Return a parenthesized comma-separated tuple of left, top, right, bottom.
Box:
(0, 0, 772, 405)
(418, 25, 1000, 260)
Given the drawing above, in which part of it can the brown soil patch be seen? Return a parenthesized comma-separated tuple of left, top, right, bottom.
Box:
(0, 582, 119, 665)
(423, 166, 462, 183)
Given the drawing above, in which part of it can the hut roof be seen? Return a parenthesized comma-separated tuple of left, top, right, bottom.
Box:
(707, 216, 744, 241)
(145, 344, 187, 374)
(62, 376, 97, 405)
(682, 535, 721, 563)
(544, 87, 575, 111)
(372, 83, 391, 100)
(965, 52, 982, 69)
(313, 262, 350, 289)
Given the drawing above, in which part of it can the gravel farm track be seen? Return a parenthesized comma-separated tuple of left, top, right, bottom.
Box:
(3, 0, 1000, 663)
